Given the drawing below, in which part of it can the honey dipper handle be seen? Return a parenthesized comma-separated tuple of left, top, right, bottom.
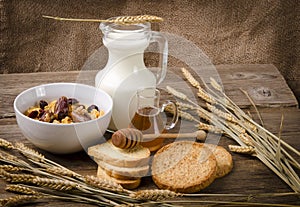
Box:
(143, 130, 206, 141)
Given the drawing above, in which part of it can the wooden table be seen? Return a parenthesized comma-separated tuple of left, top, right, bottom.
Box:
(0, 64, 299, 206)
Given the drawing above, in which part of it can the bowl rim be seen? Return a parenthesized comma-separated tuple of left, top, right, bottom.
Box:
(13, 82, 113, 126)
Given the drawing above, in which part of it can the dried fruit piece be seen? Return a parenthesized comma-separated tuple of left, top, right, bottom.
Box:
(55, 96, 69, 120)
(87, 105, 99, 113)
(28, 110, 39, 119)
(68, 98, 79, 105)
(39, 111, 54, 122)
(39, 100, 48, 109)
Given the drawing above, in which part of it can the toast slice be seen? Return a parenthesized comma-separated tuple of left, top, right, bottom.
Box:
(95, 159, 150, 179)
(88, 139, 150, 168)
(152, 141, 217, 193)
(97, 166, 141, 189)
(206, 144, 233, 178)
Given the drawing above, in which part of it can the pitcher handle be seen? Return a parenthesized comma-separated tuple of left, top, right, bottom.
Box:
(150, 31, 168, 85)
(161, 100, 178, 130)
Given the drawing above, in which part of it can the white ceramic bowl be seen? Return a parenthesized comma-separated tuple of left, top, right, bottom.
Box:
(14, 83, 113, 154)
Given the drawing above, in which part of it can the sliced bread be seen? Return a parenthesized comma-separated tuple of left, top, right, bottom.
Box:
(152, 141, 217, 193)
(95, 159, 150, 179)
(97, 166, 141, 189)
(88, 139, 150, 168)
(206, 144, 233, 178)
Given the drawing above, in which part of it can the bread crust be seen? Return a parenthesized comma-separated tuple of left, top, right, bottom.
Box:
(88, 139, 150, 168)
(96, 159, 150, 179)
(152, 141, 217, 193)
(97, 166, 141, 189)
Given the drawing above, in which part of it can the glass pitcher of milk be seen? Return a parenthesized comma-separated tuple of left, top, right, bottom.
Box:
(95, 17, 168, 130)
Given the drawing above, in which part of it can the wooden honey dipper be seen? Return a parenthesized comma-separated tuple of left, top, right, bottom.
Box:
(111, 128, 207, 149)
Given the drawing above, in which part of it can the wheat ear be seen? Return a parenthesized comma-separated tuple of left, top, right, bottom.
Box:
(130, 189, 180, 201)
(0, 138, 14, 149)
(32, 177, 78, 191)
(0, 165, 27, 172)
(84, 175, 124, 193)
(0, 195, 45, 206)
(14, 142, 45, 163)
(229, 145, 256, 155)
(45, 167, 80, 179)
(5, 184, 40, 195)
(181, 68, 201, 88)
(43, 15, 163, 25)
(0, 169, 36, 183)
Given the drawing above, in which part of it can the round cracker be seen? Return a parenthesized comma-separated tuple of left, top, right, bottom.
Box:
(151, 141, 217, 193)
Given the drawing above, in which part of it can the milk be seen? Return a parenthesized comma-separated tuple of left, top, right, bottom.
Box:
(95, 23, 160, 130)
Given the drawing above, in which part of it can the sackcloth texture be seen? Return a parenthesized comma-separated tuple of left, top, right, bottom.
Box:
(0, 0, 299, 102)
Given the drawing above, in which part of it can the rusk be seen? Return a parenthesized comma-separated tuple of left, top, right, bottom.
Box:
(97, 166, 141, 189)
(88, 139, 150, 167)
(152, 141, 217, 193)
(96, 159, 150, 179)
(206, 144, 233, 178)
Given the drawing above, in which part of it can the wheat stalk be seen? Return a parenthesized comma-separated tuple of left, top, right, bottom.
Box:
(42, 15, 163, 25)
(177, 68, 300, 192)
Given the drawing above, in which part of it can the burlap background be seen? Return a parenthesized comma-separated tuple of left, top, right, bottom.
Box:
(1, 0, 299, 101)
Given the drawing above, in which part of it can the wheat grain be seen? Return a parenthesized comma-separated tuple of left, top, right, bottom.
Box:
(0, 165, 26, 172)
(227, 122, 246, 134)
(0, 194, 44, 207)
(0, 169, 35, 183)
(32, 177, 78, 191)
(197, 88, 216, 104)
(176, 102, 196, 110)
(0, 138, 14, 149)
(112, 15, 163, 25)
(206, 103, 238, 123)
(196, 122, 223, 134)
(239, 133, 254, 146)
(130, 189, 180, 201)
(43, 15, 163, 25)
(181, 68, 200, 88)
(196, 108, 211, 122)
(243, 121, 258, 132)
(46, 167, 79, 178)
(14, 143, 45, 163)
(179, 110, 199, 122)
(210, 77, 223, 92)
(0, 151, 19, 163)
(6, 184, 40, 195)
(166, 86, 188, 101)
(84, 175, 124, 193)
(229, 145, 256, 155)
